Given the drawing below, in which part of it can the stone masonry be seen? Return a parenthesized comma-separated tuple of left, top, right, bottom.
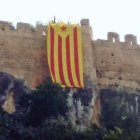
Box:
(0, 19, 139, 90)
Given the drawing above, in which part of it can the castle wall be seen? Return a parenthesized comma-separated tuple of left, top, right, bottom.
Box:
(94, 33, 140, 89)
(0, 20, 140, 90)
(0, 21, 49, 87)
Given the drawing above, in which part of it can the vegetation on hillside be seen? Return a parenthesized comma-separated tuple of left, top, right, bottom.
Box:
(0, 79, 140, 140)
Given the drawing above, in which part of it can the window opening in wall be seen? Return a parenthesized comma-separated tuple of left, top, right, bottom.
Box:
(112, 38, 115, 43)
(130, 41, 133, 45)
(111, 53, 114, 56)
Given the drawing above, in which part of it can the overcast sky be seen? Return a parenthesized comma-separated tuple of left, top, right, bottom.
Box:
(0, 0, 140, 42)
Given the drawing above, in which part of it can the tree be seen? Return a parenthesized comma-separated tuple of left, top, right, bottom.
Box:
(23, 79, 68, 127)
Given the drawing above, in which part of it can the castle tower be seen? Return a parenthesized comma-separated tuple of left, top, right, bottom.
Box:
(81, 19, 100, 123)
(80, 19, 97, 88)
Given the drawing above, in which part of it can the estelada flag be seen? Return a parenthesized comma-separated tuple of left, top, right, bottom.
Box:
(47, 23, 84, 88)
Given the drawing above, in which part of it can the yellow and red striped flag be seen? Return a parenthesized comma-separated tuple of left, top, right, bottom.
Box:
(47, 23, 84, 88)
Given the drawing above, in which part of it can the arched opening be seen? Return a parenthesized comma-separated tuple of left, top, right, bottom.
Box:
(112, 38, 115, 43)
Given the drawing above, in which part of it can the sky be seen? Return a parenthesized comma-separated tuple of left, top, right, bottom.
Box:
(0, 0, 140, 42)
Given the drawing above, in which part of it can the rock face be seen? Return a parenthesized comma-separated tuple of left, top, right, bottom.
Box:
(0, 71, 139, 127)
(0, 72, 100, 126)
(67, 88, 96, 128)
(0, 72, 29, 114)
(100, 87, 140, 116)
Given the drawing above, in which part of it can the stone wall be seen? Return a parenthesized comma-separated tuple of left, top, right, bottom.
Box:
(0, 21, 49, 88)
(0, 19, 139, 90)
(94, 32, 140, 89)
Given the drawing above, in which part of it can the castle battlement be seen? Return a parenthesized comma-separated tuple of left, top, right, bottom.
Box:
(107, 32, 137, 45)
(0, 20, 47, 35)
(94, 32, 140, 49)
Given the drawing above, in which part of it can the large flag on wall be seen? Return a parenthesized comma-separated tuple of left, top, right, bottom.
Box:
(47, 23, 84, 88)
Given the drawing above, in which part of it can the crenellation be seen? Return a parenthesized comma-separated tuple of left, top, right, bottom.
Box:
(125, 34, 137, 45)
(36, 24, 47, 34)
(36, 24, 44, 32)
(0, 20, 48, 34)
(107, 32, 120, 43)
(94, 33, 140, 48)
(0, 21, 15, 31)
(17, 22, 32, 32)
(80, 19, 89, 26)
